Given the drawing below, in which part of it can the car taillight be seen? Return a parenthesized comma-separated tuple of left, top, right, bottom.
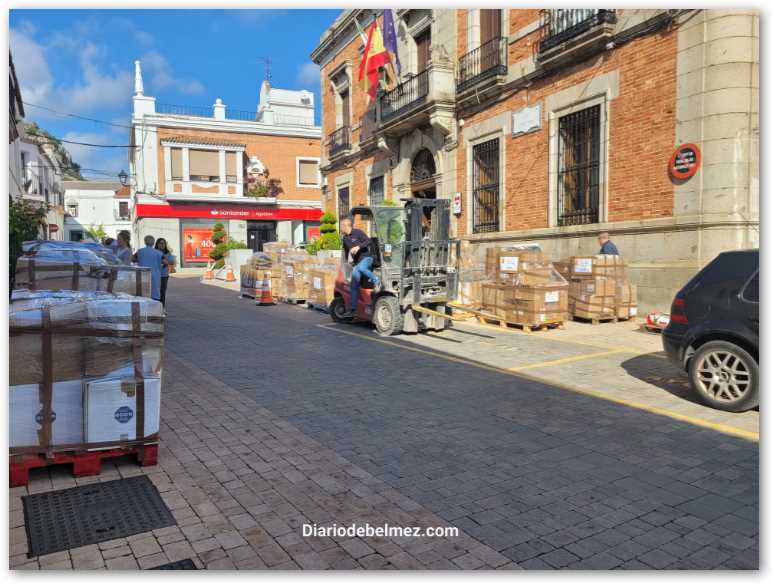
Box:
(670, 297, 688, 324)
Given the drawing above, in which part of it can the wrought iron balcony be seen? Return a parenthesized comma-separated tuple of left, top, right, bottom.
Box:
(457, 37, 508, 93)
(377, 69, 430, 125)
(328, 125, 351, 158)
(539, 9, 616, 53)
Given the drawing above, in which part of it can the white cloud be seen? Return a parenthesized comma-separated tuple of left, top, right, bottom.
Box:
(141, 50, 205, 96)
(10, 28, 54, 106)
(296, 62, 319, 89)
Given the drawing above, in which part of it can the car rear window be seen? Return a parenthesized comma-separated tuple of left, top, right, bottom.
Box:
(682, 251, 759, 293)
(742, 271, 759, 302)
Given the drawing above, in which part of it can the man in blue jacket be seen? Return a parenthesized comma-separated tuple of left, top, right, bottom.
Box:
(598, 231, 620, 256)
(340, 217, 379, 317)
(136, 234, 166, 302)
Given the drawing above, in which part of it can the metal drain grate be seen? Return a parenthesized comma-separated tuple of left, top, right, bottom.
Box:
(151, 558, 198, 570)
(23, 475, 176, 557)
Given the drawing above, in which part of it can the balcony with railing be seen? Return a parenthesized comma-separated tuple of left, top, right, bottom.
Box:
(155, 103, 316, 127)
(328, 125, 351, 158)
(457, 37, 508, 94)
(538, 9, 616, 67)
(375, 64, 455, 136)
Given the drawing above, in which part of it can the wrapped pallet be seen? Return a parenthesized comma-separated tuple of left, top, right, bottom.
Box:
(306, 257, 340, 309)
(615, 278, 638, 320)
(16, 241, 152, 297)
(240, 252, 272, 298)
(9, 290, 163, 454)
(281, 250, 312, 301)
(481, 251, 569, 327)
(457, 241, 487, 307)
(561, 255, 633, 322)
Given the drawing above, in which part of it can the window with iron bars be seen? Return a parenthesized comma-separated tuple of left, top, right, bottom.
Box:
(337, 185, 350, 221)
(557, 105, 601, 226)
(368, 175, 385, 206)
(472, 138, 500, 234)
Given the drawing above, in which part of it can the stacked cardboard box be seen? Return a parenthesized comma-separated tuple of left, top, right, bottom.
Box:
(281, 250, 312, 301)
(562, 255, 637, 321)
(9, 290, 163, 453)
(306, 257, 340, 309)
(457, 241, 487, 307)
(16, 241, 152, 297)
(239, 252, 272, 298)
(264, 242, 291, 299)
(481, 246, 569, 326)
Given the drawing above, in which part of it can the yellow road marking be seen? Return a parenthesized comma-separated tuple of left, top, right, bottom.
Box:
(316, 324, 759, 443)
(508, 349, 628, 371)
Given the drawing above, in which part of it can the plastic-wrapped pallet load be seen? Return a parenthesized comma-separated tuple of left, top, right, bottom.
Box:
(281, 250, 312, 301)
(457, 241, 487, 307)
(615, 278, 638, 319)
(264, 242, 291, 299)
(240, 252, 272, 298)
(306, 257, 340, 309)
(9, 290, 163, 454)
(16, 240, 152, 297)
(562, 255, 633, 321)
(481, 246, 569, 327)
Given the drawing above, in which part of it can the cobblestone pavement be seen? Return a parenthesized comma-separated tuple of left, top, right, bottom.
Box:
(11, 278, 758, 570)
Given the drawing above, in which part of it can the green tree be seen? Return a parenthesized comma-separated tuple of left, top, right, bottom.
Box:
(207, 222, 247, 268)
(9, 196, 48, 290)
(307, 212, 341, 255)
(84, 224, 107, 242)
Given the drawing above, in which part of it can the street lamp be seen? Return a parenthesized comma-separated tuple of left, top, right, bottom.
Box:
(118, 169, 129, 186)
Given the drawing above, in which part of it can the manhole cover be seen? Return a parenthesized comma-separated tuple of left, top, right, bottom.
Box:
(151, 558, 197, 570)
(23, 475, 176, 557)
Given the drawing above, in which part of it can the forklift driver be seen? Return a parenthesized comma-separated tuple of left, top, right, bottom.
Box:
(340, 217, 380, 317)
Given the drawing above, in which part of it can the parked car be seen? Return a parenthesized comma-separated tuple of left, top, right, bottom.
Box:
(663, 249, 759, 412)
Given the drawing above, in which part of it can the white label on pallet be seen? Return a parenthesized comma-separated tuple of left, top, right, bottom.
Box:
(544, 290, 560, 303)
(630, 307, 638, 317)
(500, 256, 519, 272)
(574, 258, 593, 273)
(286, 266, 294, 277)
(313, 277, 322, 290)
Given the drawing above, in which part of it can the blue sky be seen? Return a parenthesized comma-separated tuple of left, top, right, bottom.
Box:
(10, 9, 339, 179)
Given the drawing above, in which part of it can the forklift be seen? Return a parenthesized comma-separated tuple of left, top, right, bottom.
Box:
(329, 198, 461, 336)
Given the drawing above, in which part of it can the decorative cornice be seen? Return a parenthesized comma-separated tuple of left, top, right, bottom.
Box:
(134, 114, 321, 140)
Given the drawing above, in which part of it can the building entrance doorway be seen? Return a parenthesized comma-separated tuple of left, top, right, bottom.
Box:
(247, 221, 277, 251)
(410, 148, 437, 198)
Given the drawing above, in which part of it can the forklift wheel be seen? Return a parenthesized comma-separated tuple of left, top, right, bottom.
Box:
(373, 296, 404, 336)
(329, 297, 352, 323)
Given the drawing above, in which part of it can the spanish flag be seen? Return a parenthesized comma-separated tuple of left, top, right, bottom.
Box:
(358, 20, 391, 100)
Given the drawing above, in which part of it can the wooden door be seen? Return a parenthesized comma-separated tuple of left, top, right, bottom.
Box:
(416, 30, 431, 72)
(480, 9, 502, 44)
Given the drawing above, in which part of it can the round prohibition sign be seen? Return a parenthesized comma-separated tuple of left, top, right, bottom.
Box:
(669, 143, 702, 180)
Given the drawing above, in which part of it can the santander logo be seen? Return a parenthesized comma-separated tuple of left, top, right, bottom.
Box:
(210, 209, 220, 216)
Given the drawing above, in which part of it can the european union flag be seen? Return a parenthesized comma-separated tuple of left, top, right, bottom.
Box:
(383, 9, 401, 76)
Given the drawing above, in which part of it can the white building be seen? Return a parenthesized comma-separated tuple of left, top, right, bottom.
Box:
(128, 60, 323, 267)
(18, 138, 65, 239)
(62, 181, 132, 242)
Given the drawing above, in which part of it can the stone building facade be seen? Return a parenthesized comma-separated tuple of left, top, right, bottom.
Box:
(311, 9, 759, 311)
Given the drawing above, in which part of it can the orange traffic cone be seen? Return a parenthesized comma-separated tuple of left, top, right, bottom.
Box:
(204, 261, 214, 280)
(225, 264, 236, 282)
(257, 271, 274, 305)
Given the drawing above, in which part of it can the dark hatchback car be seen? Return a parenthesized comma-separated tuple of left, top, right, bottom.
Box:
(663, 249, 759, 412)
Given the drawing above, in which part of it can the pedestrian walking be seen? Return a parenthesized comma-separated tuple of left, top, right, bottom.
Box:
(135, 235, 164, 302)
(598, 231, 620, 256)
(115, 230, 133, 265)
(154, 237, 175, 308)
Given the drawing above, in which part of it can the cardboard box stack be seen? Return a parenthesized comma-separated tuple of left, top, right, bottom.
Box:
(457, 241, 487, 307)
(16, 240, 152, 297)
(305, 256, 340, 309)
(239, 252, 272, 298)
(281, 250, 312, 301)
(562, 255, 637, 321)
(481, 246, 569, 327)
(9, 289, 163, 454)
(264, 241, 291, 299)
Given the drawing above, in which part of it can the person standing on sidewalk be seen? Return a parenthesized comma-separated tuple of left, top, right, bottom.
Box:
(136, 235, 164, 302)
(154, 237, 175, 308)
(598, 231, 620, 256)
(340, 217, 379, 317)
(115, 230, 133, 265)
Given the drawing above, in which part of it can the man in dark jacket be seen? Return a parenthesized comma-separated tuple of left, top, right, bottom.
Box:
(341, 217, 379, 316)
(598, 231, 620, 255)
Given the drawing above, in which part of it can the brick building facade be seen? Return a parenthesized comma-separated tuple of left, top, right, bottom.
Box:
(312, 9, 759, 311)
(129, 62, 322, 267)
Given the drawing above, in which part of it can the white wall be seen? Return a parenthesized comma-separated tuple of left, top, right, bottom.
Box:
(63, 186, 131, 241)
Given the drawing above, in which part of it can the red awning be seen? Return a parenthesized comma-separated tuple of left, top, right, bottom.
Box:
(135, 203, 322, 221)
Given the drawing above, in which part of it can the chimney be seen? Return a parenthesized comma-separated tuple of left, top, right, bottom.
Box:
(213, 98, 226, 120)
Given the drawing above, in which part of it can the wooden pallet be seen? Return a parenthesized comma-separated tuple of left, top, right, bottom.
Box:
(571, 313, 618, 325)
(10, 444, 158, 487)
(279, 297, 307, 305)
(476, 315, 564, 333)
(448, 302, 479, 320)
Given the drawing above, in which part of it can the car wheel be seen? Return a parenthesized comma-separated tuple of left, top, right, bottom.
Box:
(329, 297, 351, 323)
(689, 340, 759, 412)
(373, 296, 403, 336)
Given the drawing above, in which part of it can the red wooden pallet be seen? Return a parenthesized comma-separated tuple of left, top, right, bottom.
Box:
(10, 444, 158, 488)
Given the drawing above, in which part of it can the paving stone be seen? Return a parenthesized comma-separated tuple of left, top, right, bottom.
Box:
(638, 548, 678, 569)
(129, 537, 162, 558)
(538, 548, 580, 568)
(105, 555, 139, 570)
(215, 531, 248, 550)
